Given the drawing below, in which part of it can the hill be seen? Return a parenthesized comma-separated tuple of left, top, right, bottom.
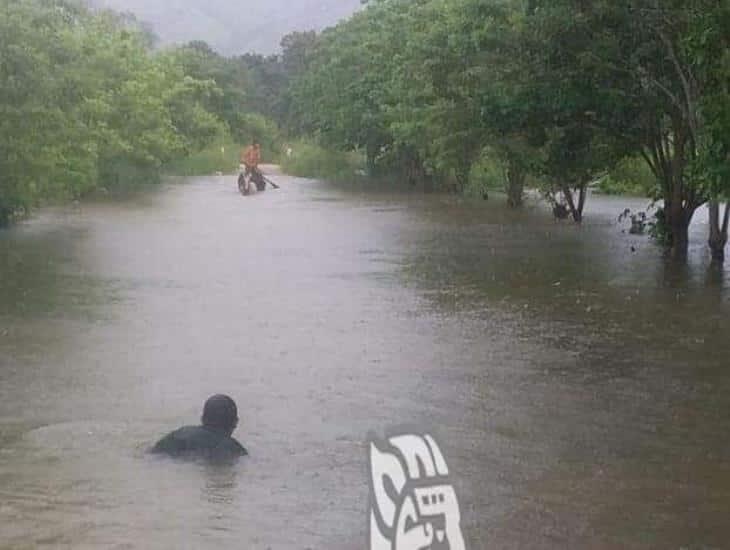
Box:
(90, 0, 361, 54)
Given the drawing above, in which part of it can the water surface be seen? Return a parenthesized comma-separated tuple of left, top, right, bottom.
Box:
(1, 173, 729, 548)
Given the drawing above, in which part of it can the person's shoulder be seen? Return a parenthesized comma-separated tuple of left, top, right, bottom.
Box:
(165, 425, 204, 441)
(221, 436, 248, 457)
(151, 426, 247, 459)
(150, 425, 200, 454)
(176, 425, 206, 436)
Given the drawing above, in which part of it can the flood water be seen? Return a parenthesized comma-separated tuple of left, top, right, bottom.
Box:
(1, 170, 729, 549)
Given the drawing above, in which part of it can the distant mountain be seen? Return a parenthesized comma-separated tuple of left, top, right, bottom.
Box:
(90, 0, 361, 55)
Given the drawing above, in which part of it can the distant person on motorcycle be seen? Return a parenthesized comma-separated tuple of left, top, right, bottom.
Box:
(240, 141, 265, 190)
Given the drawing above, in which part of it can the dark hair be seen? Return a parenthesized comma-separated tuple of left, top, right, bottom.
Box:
(202, 394, 238, 433)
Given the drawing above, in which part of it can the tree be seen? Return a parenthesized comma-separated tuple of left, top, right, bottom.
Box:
(173, 41, 250, 142)
(685, 3, 730, 262)
(284, 0, 730, 250)
(522, 2, 636, 222)
(385, 0, 491, 191)
(280, 31, 319, 76)
(289, 3, 399, 173)
(0, 0, 225, 224)
(236, 52, 289, 129)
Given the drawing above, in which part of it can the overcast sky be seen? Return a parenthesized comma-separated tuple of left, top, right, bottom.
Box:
(92, 0, 362, 54)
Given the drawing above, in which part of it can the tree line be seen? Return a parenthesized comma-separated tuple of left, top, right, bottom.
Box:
(0, 0, 221, 224)
(0, 0, 313, 226)
(282, 0, 730, 262)
(4, 0, 729, 264)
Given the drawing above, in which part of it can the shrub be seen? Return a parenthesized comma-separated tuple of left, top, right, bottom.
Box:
(280, 141, 365, 181)
(164, 139, 242, 176)
(597, 157, 655, 196)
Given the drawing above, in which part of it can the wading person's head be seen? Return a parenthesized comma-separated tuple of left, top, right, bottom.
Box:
(201, 394, 239, 436)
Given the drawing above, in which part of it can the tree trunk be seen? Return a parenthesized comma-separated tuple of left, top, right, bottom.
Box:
(670, 218, 690, 260)
(577, 183, 587, 222)
(455, 162, 470, 194)
(366, 143, 379, 177)
(403, 150, 423, 187)
(665, 121, 701, 260)
(506, 161, 524, 208)
(666, 200, 692, 260)
(0, 206, 10, 227)
(663, 189, 698, 261)
(708, 201, 730, 263)
(562, 183, 587, 223)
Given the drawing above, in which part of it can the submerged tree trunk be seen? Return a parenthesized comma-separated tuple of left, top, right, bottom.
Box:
(640, 119, 705, 260)
(663, 180, 698, 261)
(708, 201, 730, 263)
(403, 149, 425, 187)
(506, 161, 524, 208)
(561, 181, 587, 223)
(664, 192, 694, 261)
(366, 142, 379, 177)
(670, 217, 690, 260)
(455, 165, 470, 194)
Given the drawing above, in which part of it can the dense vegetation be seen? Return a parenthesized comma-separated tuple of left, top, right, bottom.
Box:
(284, 0, 730, 261)
(279, 140, 365, 182)
(3, 0, 729, 264)
(0, 0, 305, 225)
(0, 0, 224, 224)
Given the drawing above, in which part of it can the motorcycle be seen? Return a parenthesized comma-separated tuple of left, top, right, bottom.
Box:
(237, 165, 266, 196)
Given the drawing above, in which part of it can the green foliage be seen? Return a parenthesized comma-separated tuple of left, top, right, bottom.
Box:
(164, 139, 242, 177)
(172, 41, 253, 142)
(525, 0, 728, 245)
(279, 141, 364, 181)
(288, 3, 398, 171)
(6, 0, 727, 259)
(171, 32, 319, 151)
(597, 157, 656, 196)
(236, 113, 282, 157)
(0, 0, 224, 225)
(687, 3, 730, 200)
(286, 0, 729, 241)
(465, 152, 506, 199)
(648, 207, 671, 246)
(286, 0, 628, 214)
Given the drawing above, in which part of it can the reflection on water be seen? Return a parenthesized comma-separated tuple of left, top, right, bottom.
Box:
(1, 177, 729, 548)
(202, 462, 238, 506)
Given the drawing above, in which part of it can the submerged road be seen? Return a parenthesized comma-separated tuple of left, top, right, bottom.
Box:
(1, 169, 729, 548)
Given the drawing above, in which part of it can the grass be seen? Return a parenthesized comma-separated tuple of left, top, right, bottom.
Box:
(164, 141, 242, 176)
(278, 143, 657, 201)
(464, 153, 506, 198)
(279, 141, 365, 181)
(466, 152, 656, 199)
(595, 157, 655, 196)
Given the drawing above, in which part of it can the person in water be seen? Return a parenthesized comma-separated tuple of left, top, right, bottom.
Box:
(152, 394, 248, 459)
(240, 141, 266, 190)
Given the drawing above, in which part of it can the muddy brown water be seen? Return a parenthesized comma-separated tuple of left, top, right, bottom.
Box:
(1, 171, 729, 549)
